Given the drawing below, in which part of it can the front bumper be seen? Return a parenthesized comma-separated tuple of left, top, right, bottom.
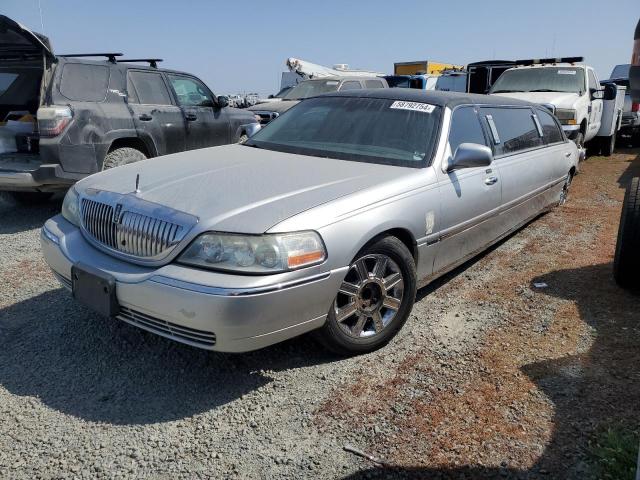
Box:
(41, 215, 346, 352)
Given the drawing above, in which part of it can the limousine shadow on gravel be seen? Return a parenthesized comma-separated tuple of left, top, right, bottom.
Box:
(0, 285, 338, 425)
(342, 262, 640, 480)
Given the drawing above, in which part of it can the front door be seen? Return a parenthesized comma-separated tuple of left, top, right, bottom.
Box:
(166, 74, 230, 150)
(433, 106, 502, 273)
(587, 69, 603, 137)
(127, 70, 186, 156)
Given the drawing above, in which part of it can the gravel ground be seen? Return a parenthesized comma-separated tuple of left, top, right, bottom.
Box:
(0, 149, 638, 479)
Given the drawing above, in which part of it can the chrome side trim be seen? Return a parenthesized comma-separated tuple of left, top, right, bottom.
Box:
(148, 270, 337, 297)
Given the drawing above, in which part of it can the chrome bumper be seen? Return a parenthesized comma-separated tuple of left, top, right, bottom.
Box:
(41, 216, 345, 352)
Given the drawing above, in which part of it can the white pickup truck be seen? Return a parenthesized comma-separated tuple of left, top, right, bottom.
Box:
(489, 60, 623, 157)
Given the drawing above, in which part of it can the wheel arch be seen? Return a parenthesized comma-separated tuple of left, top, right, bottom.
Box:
(357, 227, 418, 264)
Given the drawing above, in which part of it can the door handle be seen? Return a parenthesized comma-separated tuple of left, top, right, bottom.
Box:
(185, 113, 198, 122)
(484, 176, 499, 185)
(138, 114, 153, 121)
(565, 152, 572, 158)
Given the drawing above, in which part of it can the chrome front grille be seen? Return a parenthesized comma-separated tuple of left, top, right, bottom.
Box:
(117, 307, 216, 348)
(79, 191, 198, 262)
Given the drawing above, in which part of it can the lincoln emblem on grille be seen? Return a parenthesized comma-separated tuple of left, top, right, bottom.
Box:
(112, 203, 123, 224)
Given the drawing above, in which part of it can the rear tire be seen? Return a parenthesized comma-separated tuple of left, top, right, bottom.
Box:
(102, 147, 147, 170)
(10, 191, 54, 205)
(316, 236, 417, 356)
(601, 134, 616, 157)
(614, 177, 640, 289)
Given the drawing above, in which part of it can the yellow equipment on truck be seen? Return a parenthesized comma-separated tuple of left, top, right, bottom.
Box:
(394, 60, 462, 76)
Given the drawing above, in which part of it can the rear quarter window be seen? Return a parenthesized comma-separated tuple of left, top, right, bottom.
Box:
(481, 107, 543, 156)
(59, 63, 110, 102)
(364, 80, 385, 89)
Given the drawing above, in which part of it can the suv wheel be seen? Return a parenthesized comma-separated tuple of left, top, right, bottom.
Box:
(614, 177, 640, 289)
(102, 147, 147, 170)
(316, 236, 417, 355)
(9, 191, 54, 205)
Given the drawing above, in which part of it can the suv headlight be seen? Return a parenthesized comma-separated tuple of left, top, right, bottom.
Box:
(178, 231, 326, 274)
(61, 187, 80, 226)
(555, 108, 577, 125)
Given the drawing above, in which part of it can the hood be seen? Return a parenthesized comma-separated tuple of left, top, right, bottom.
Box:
(76, 144, 415, 234)
(248, 100, 299, 114)
(492, 91, 581, 108)
(0, 15, 53, 59)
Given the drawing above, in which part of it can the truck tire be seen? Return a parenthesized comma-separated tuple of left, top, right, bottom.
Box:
(614, 177, 640, 289)
(600, 134, 616, 157)
(102, 147, 147, 170)
(9, 191, 54, 205)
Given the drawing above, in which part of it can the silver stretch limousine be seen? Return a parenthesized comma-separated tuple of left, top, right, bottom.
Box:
(41, 90, 578, 355)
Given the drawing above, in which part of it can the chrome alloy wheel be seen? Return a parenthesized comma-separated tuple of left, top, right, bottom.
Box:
(333, 254, 404, 338)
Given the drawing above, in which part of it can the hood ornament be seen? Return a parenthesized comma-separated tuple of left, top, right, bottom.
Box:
(135, 173, 141, 194)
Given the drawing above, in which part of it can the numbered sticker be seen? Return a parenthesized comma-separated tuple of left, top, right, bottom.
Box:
(390, 101, 436, 113)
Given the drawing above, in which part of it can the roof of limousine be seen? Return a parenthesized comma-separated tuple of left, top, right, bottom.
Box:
(321, 88, 535, 108)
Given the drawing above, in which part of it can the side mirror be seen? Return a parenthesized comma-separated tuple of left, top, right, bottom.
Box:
(216, 95, 229, 108)
(447, 143, 493, 172)
(199, 99, 215, 108)
(590, 88, 604, 100)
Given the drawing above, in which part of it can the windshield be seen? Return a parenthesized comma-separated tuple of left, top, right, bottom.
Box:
(246, 96, 441, 168)
(282, 80, 341, 100)
(490, 67, 585, 94)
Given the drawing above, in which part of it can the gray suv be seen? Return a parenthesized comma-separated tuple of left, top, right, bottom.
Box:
(608, 63, 640, 145)
(248, 76, 388, 125)
(0, 15, 258, 203)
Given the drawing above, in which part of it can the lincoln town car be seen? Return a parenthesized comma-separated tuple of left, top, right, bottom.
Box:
(41, 90, 578, 355)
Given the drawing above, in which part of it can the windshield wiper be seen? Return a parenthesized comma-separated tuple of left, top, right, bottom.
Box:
(528, 89, 559, 92)
(491, 89, 522, 93)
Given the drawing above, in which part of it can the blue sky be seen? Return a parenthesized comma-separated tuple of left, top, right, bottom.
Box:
(3, 0, 638, 95)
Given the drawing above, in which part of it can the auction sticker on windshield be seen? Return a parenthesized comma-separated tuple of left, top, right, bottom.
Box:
(390, 101, 436, 113)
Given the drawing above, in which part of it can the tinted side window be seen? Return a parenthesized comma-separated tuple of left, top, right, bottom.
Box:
(340, 81, 361, 91)
(536, 109, 564, 144)
(128, 71, 172, 105)
(364, 80, 385, 89)
(448, 106, 486, 155)
(481, 107, 543, 156)
(59, 64, 110, 102)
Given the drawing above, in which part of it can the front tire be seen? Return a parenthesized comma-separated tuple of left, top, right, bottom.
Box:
(316, 236, 417, 355)
(614, 177, 640, 289)
(102, 147, 147, 170)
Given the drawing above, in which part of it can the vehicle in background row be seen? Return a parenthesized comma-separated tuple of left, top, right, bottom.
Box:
(489, 59, 624, 156)
(607, 64, 640, 145)
(41, 90, 577, 355)
(384, 74, 439, 90)
(393, 60, 463, 76)
(248, 76, 388, 125)
(435, 70, 468, 92)
(0, 15, 259, 204)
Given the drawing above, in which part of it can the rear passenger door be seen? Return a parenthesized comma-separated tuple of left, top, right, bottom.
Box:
(479, 106, 551, 232)
(127, 70, 186, 156)
(167, 74, 230, 150)
(434, 106, 502, 273)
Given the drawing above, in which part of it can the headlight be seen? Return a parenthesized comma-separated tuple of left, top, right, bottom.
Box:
(178, 231, 326, 274)
(555, 108, 577, 125)
(61, 187, 80, 226)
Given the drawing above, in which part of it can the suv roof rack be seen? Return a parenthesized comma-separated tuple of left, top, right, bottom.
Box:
(118, 58, 163, 68)
(515, 56, 584, 66)
(59, 53, 123, 63)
